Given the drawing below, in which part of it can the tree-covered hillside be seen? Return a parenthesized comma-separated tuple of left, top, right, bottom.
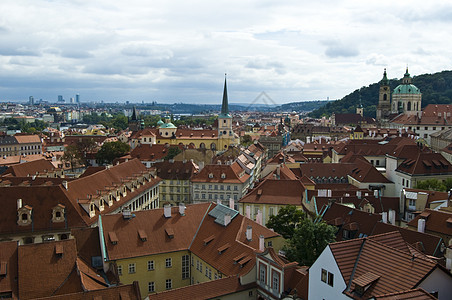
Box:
(309, 70, 452, 118)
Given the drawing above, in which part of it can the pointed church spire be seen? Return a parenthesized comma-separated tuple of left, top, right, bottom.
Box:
(131, 106, 138, 121)
(221, 74, 229, 116)
(380, 68, 389, 86)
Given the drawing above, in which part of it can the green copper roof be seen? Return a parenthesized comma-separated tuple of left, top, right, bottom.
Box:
(380, 68, 389, 86)
(160, 122, 177, 129)
(220, 74, 231, 117)
(393, 84, 421, 94)
(157, 119, 164, 126)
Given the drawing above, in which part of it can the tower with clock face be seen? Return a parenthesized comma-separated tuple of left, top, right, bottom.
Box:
(376, 68, 391, 122)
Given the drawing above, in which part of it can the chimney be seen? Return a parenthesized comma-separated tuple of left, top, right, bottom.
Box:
(381, 212, 388, 223)
(229, 198, 234, 210)
(246, 206, 251, 219)
(417, 218, 426, 233)
(257, 210, 263, 225)
(276, 165, 280, 178)
(62, 181, 68, 190)
(388, 209, 396, 225)
(356, 191, 362, 199)
(246, 225, 252, 241)
(259, 235, 265, 251)
(179, 203, 185, 216)
(224, 214, 231, 226)
(374, 190, 379, 198)
(17, 198, 22, 210)
(164, 204, 171, 218)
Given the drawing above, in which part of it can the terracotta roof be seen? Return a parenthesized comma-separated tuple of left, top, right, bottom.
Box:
(191, 162, 249, 184)
(239, 178, 305, 206)
(127, 144, 185, 162)
(0, 241, 18, 299)
(371, 222, 444, 257)
(373, 288, 437, 299)
(1, 159, 57, 177)
(391, 104, 452, 126)
(32, 283, 141, 300)
(322, 203, 382, 241)
(101, 203, 211, 260)
(264, 164, 298, 180)
(330, 233, 441, 299)
(13, 134, 41, 144)
(154, 160, 197, 180)
(190, 206, 280, 276)
(299, 163, 354, 182)
(407, 209, 452, 237)
(18, 239, 82, 299)
(147, 276, 255, 300)
(396, 152, 451, 176)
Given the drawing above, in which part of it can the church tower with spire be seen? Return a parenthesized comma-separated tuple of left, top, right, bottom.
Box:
(218, 75, 234, 149)
(376, 68, 391, 123)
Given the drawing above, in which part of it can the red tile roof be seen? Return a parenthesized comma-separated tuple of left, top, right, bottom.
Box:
(396, 152, 451, 176)
(147, 276, 255, 300)
(373, 288, 437, 299)
(32, 283, 141, 300)
(191, 162, 249, 183)
(239, 178, 305, 206)
(407, 209, 452, 237)
(0, 241, 18, 299)
(154, 160, 198, 180)
(1, 159, 57, 177)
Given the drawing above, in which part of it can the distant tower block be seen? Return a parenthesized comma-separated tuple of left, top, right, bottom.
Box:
(76, 94, 80, 103)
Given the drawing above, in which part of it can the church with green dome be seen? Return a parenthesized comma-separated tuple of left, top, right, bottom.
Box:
(376, 68, 422, 123)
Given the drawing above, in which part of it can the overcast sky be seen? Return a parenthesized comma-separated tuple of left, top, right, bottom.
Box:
(0, 0, 451, 104)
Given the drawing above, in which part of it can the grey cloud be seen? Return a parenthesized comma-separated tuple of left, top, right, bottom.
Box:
(245, 59, 286, 74)
(323, 40, 359, 58)
(0, 46, 40, 57)
(60, 49, 93, 59)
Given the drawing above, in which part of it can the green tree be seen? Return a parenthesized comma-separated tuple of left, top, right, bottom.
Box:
(95, 141, 130, 165)
(266, 205, 305, 239)
(164, 146, 182, 160)
(283, 218, 337, 266)
(240, 134, 253, 147)
(415, 179, 447, 192)
(61, 145, 83, 171)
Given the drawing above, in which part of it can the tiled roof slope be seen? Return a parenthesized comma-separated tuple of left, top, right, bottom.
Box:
(264, 164, 298, 180)
(322, 203, 382, 241)
(154, 160, 198, 180)
(128, 144, 185, 162)
(407, 209, 452, 237)
(191, 162, 249, 183)
(333, 137, 416, 156)
(330, 233, 441, 299)
(0, 241, 18, 299)
(239, 178, 305, 206)
(373, 288, 437, 299)
(1, 159, 57, 177)
(391, 104, 452, 125)
(147, 276, 256, 300)
(18, 239, 83, 299)
(371, 222, 444, 257)
(32, 283, 141, 300)
(190, 206, 280, 276)
(101, 203, 211, 260)
(396, 152, 451, 175)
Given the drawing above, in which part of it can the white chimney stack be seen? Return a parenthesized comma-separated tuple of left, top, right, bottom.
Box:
(17, 198, 22, 210)
(257, 210, 263, 225)
(417, 218, 426, 233)
(246, 225, 252, 241)
(388, 209, 396, 225)
(179, 203, 185, 216)
(164, 204, 171, 218)
(374, 190, 379, 197)
(381, 212, 388, 223)
(224, 214, 231, 226)
(229, 198, 234, 210)
(259, 235, 265, 252)
(246, 206, 251, 219)
(62, 181, 68, 190)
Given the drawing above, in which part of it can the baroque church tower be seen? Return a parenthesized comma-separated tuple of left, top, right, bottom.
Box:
(376, 69, 391, 123)
(218, 75, 234, 149)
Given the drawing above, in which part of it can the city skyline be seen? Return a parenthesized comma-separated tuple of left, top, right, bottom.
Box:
(0, 1, 451, 104)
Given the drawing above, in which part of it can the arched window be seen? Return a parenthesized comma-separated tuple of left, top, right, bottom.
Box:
(210, 143, 216, 150)
(200, 143, 205, 149)
(407, 101, 411, 111)
(383, 94, 387, 101)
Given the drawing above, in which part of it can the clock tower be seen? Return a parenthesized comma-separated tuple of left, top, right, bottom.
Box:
(376, 69, 391, 123)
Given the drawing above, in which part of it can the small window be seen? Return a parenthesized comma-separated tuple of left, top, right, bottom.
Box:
(128, 263, 136, 274)
(165, 279, 172, 290)
(148, 260, 154, 271)
(21, 214, 28, 221)
(321, 269, 327, 282)
(148, 282, 155, 293)
(328, 272, 334, 286)
(117, 265, 122, 276)
(166, 258, 172, 268)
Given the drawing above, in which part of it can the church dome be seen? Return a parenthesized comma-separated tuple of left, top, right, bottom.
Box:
(393, 84, 421, 95)
(157, 119, 164, 126)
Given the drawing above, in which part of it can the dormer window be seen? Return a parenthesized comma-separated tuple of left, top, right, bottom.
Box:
(17, 205, 32, 226)
(208, 173, 214, 179)
(52, 204, 65, 223)
(221, 173, 226, 179)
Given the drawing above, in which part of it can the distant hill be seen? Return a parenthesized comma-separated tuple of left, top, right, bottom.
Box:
(309, 70, 452, 118)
